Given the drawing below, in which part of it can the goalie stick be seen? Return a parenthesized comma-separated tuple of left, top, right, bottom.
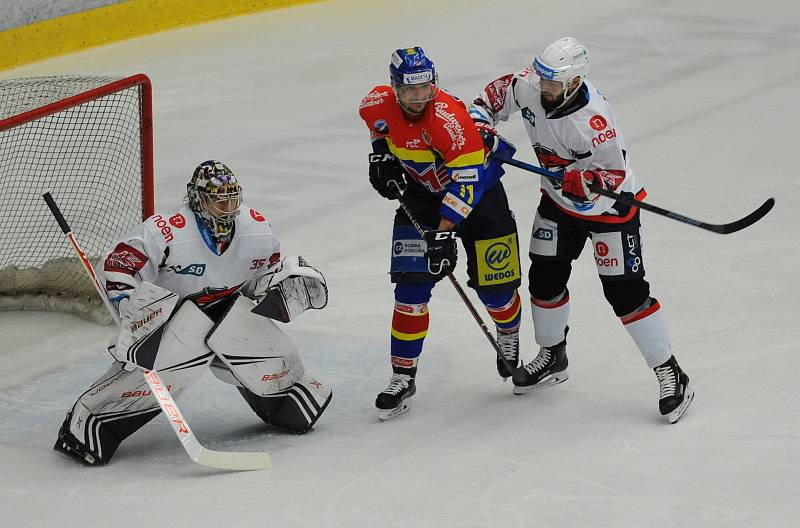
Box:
(388, 182, 526, 384)
(492, 153, 775, 235)
(42, 192, 271, 471)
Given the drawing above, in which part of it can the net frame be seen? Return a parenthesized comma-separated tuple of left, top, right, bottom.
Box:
(0, 74, 154, 324)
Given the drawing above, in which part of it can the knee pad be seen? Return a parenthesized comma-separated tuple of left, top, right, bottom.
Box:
(601, 277, 651, 317)
(528, 258, 572, 300)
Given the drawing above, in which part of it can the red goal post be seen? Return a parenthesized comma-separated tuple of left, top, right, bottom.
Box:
(0, 74, 154, 323)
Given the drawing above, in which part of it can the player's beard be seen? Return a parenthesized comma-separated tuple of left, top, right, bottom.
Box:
(541, 93, 564, 112)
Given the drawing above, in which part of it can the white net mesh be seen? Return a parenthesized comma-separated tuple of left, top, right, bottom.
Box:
(0, 75, 151, 323)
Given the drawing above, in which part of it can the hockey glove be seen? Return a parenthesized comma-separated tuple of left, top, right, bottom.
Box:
(474, 120, 499, 153)
(369, 152, 406, 200)
(424, 230, 458, 276)
(561, 169, 605, 203)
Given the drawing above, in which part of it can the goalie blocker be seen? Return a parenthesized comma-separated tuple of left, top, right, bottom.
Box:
(55, 261, 331, 466)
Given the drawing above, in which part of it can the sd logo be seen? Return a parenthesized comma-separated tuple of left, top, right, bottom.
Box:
(534, 227, 553, 240)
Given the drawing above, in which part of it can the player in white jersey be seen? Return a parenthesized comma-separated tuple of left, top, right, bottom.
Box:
(470, 37, 693, 423)
(55, 161, 332, 465)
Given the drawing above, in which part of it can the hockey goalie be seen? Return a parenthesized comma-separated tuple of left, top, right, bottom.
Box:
(54, 160, 332, 466)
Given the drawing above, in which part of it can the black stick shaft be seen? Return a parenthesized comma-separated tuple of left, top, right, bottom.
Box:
(42, 192, 72, 234)
(493, 153, 774, 234)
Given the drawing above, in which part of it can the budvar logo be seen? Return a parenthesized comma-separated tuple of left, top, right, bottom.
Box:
(534, 228, 553, 240)
(485, 242, 511, 271)
(250, 209, 265, 222)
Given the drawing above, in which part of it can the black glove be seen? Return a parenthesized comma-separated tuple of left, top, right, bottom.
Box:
(368, 152, 406, 200)
(424, 230, 458, 275)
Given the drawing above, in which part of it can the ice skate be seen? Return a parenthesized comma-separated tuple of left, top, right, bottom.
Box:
(496, 330, 520, 381)
(512, 336, 569, 395)
(376, 374, 416, 421)
(654, 356, 694, 424)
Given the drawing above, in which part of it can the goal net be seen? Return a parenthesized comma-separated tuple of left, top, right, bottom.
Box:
(0, 74, 154, 324)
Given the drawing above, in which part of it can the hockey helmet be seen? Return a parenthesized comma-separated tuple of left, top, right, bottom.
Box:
(389, 47, 439, 113)
(532, 37, 589, 99)
(187, 160, 242, 241)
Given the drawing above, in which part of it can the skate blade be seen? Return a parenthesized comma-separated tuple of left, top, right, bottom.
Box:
(377, 399, 413, 421)
(666, 382, 695, 424)
(512, 371, 569, 396)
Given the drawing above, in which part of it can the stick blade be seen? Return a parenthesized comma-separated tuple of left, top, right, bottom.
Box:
(709, 198, 775, 234)
(194, 447, 272, 471)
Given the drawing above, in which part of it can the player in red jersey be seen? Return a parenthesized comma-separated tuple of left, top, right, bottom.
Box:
(359, 47, 524, 420)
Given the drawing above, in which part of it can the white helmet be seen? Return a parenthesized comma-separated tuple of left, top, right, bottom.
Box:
(532, 37, 589, 99)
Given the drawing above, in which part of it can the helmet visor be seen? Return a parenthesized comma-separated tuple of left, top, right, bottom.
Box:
(394, 81, 438, 105)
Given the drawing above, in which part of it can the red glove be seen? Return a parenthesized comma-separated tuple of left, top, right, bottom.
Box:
(561, 169, 604, 202)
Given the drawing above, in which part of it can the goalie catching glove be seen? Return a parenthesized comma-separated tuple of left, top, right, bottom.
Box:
(247, 256, 328, 322)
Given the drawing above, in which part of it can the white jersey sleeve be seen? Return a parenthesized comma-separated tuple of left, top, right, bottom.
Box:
(469, 67, 534, 126)
(98, 214, 170, 301)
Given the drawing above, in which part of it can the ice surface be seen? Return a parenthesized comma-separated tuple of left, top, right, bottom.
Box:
(1, 1, 798, 526)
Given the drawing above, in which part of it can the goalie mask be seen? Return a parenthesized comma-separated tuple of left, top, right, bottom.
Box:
(187, 160, 242, 241)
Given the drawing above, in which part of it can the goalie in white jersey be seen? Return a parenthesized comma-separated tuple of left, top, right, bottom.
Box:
(55, 160, 332, 465)
(470, 37, 693, 423)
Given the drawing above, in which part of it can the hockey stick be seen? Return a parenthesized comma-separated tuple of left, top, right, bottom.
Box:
(492, 153, 775, 234)
(42, 192, 271, 471)
(388, 183, 525, 384)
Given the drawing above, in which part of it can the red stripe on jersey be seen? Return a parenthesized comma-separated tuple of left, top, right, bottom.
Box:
(192, 284, 243, 306)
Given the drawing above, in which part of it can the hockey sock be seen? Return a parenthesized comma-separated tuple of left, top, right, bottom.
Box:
(390, 282, 434, 373)
(621, 297, 672, 368)
(478, 289, 521, 334)
(531, 290, 570, 347)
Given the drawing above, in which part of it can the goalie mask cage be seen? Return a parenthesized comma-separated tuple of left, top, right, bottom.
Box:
(0, 74, 154, 324)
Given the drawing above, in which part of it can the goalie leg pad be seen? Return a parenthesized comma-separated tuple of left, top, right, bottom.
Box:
(238, 374, 332, 433)
(206, 295, 304, 395)
(56, 302, 216, 464)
